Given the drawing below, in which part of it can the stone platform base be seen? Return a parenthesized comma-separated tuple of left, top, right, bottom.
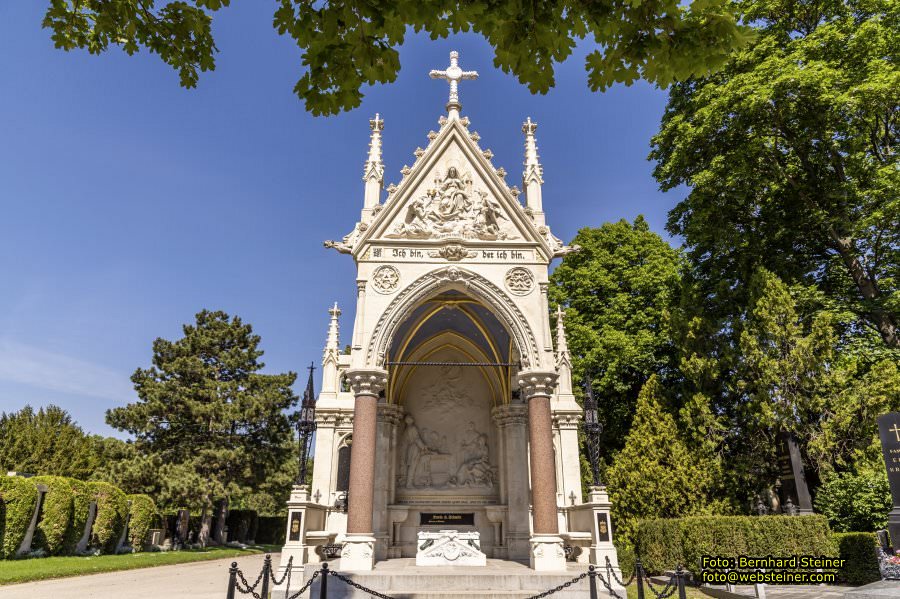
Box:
(272, 558, 624, 598)
(844, 581, 900, 599)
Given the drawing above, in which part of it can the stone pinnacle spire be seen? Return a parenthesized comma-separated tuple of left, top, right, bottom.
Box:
(363, 114, 384, 211)
(555, 305, 570, 359)
(555, 305, 574, 395)
(522, 117, 544, 216)
(429, 51, 479, 120)
(325, 302, 341, 355)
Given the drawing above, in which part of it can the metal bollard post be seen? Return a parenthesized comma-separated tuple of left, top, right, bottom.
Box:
(226, 561, 238, 599)
(676, 564, 687, 599)
(320, 562, 329, 598)
(588, 565, 598, 599)
(636, 559, 645, 599)
(260, 555, 271, 599)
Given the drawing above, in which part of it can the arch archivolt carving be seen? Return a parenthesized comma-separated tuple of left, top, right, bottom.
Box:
(367, 266, 539, 369)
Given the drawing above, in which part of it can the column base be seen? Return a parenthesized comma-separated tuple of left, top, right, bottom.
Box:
(529, 535, 567, 571)
(340, 534, 376, 571)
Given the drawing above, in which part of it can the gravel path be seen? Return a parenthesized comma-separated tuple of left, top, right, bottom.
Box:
(0, 552, 273, 599)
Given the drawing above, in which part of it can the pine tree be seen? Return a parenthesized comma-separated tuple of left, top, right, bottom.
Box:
(606, 375, 716, 544)
(107, 310, 297, 545)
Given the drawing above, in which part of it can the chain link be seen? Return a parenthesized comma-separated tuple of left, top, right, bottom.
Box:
(524, 571, 588, 598)
(270, 556, 293, 587)
(605, 556, 636, 587)
(234, 565, 267, 599)
(286, 569, 320, 599)
(328, 570, 398, 598)
(644, 573, 678, 599)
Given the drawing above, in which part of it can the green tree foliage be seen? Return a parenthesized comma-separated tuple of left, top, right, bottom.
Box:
(0, 405, 99, 480)
(651, 0, 899, 347)
(0, 476, 38, 559)
(816, 469, 892, 533)
(549, 217, 682, 458)
(606, 376, 717, 544)
(726, 269, 838, 501)
(42, 0, 751, 115)
(31, 476, 75, 556)
(106, 310, 297, 542)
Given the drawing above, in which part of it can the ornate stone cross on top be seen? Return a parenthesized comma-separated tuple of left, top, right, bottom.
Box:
(430, 51, 479, 118)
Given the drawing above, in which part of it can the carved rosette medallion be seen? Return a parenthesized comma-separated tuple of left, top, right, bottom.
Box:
(504, 267, 534, 295)
(428, 244, 477, 261)
(372, 265, 400, 294)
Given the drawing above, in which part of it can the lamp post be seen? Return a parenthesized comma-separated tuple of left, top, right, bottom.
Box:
(296, 362, 317, 487)
(582, 372, 603, 487)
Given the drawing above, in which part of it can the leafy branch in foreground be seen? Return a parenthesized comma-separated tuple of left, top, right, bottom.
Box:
(42, 0, 751, 115)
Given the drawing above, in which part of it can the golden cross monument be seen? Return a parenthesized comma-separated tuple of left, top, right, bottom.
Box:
(890, 422, 900, 442)
(430, 51, 479, 117)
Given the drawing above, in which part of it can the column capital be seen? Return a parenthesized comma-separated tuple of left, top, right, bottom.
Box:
(346, 368, 388, 397)
(517, 370, 558, 401)
(492, 404, 528, 428)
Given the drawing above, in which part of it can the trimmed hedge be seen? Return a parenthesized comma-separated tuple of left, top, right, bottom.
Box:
(127, 495, 157, 551)
(31, 476, 74, 555)
(88, 482, 128, 553)
(636, 515, 837, 574)
(0, 477, 39, 559)
(226, 509, 258, 544)
(63, 478, 92, 554)
(256, 516, 286, 545)
(834, 532, 881, 585)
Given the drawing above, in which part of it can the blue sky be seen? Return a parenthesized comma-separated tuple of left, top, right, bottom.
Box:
(0, 2, 683, 436)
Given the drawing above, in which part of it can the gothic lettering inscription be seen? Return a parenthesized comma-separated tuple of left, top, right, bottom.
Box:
(370, 247, 531, 261)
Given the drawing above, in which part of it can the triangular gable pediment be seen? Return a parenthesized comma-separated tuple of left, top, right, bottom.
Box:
(352, 119, 552, 261)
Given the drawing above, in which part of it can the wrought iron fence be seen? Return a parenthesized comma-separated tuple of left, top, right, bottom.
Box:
(225, 554, 690, 599)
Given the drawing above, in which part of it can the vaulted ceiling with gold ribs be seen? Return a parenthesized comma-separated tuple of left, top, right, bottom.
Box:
(385, 290, 519, 406)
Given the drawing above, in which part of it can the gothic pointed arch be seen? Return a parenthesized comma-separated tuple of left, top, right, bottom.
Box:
(367, 266, 540, 371)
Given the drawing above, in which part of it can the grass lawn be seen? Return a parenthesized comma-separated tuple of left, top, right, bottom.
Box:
(624, 581, 708, 598)
(0, 545, 280, 585)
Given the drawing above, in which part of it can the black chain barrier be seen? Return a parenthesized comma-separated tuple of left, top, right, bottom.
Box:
(225, 554, 689, 599)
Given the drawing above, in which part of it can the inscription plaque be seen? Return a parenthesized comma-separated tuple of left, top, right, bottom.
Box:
(419, 512, 475, 526)
(597, 513, 610, 542)
(288, 511, 303, 542)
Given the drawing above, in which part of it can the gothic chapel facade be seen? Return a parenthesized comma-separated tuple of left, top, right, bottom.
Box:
(279, 53, 621, 580)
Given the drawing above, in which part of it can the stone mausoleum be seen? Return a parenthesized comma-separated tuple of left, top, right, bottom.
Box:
(278, 52, 622, 596)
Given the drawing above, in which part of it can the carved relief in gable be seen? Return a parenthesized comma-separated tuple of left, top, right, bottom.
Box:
(387, 167, 517, 241)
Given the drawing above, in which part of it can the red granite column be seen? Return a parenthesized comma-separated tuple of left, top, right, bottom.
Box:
(341, 368, 387, 570)
(518, 370, 566, 570)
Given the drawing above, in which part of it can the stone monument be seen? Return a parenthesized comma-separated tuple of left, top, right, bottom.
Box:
(276, 49, 623, 597)
(878, 413, 900, 547)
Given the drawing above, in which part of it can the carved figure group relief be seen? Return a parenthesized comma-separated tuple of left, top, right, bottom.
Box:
(388, 167, 516, 241)
(400, 415, 497, 491)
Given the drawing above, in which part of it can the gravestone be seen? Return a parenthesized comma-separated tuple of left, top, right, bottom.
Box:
(877, 413, 900, 547)
(776, 431, 813, 514)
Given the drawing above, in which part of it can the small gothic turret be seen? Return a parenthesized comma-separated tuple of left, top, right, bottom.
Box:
(362, 114, 384, 213)
(555, 305, 573, 396)
(522, 117, 544, 224)
(321, 302, 341, 393)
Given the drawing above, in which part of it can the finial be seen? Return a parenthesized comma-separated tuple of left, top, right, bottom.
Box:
(363, 114, 384, 209)
(556, 305, 570, 357)
(325, 303, 341, 354)
(429, 51, 479, 119)
(522, 116, 544, 213)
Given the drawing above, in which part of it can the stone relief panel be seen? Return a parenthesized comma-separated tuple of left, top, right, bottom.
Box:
(386, 164, 518, 242)
(396, 357, 498, 499)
